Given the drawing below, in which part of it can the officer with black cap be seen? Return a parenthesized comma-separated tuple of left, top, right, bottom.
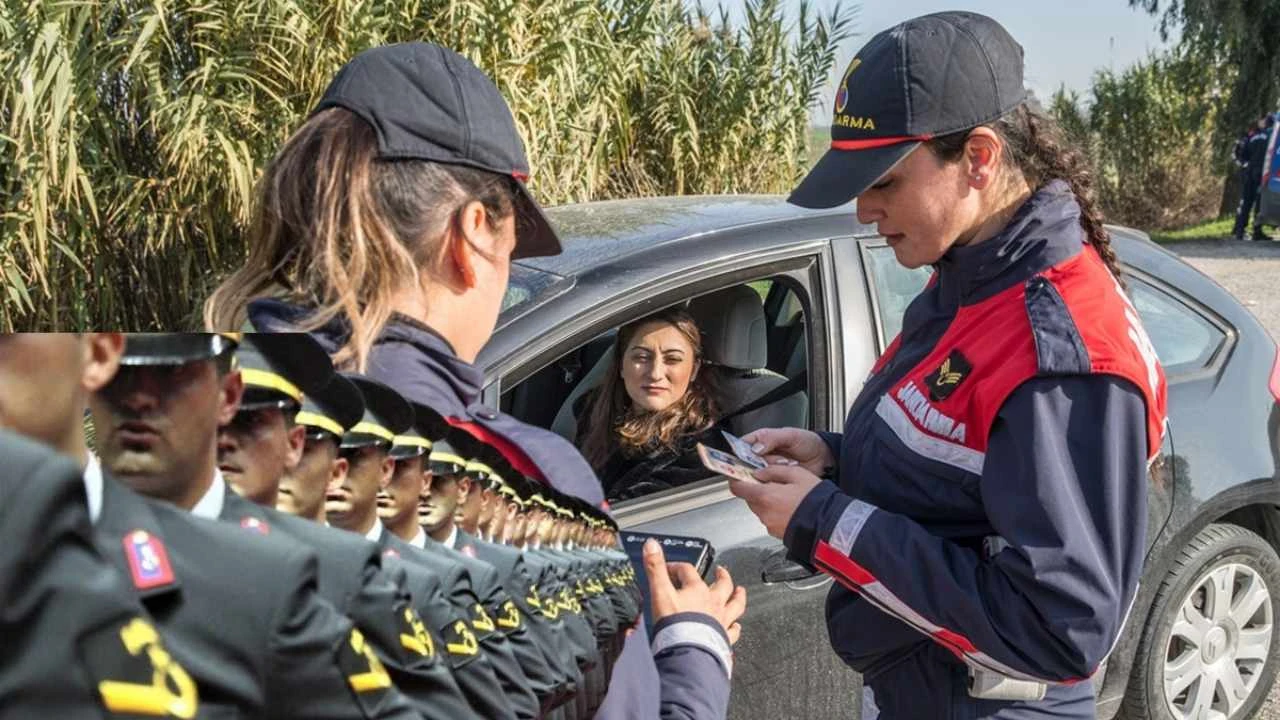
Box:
(0, 426, 200, 719)
(335, 374, 523, 720)
(211, 39, 744, 720)
(213, 334, 478, 720)
(279, 372, 365, 522)
(737, 11, 1165, 720)
(381, 414, 436, 548)
(405, 425, 562, 717)
(419, 426, 474, 549)
(86, 333, 419, 719)
(439, 442, 584, 714)
(455, 441, 506, 545)
(217, 332, 333, 505)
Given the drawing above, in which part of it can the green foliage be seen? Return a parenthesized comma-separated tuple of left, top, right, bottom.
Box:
(0, 0, 853, 330)
(1049, 50, 1227, 230)
(1148, 216, 1236, 243)
(1132, 0, 1280, 183)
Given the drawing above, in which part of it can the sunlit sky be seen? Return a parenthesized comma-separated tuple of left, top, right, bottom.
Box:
(713, 0, 1177, 117)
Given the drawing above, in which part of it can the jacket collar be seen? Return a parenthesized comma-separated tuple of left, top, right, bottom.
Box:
(934, 180, 1085, 308)
(248, 300, 477, 415)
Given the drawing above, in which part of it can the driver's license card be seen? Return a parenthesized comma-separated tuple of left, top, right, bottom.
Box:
(721, 430, 767, 470)
(697, 443, 761, 484)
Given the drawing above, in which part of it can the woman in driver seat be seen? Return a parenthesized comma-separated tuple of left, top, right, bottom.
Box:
(576, 307, 728, 502)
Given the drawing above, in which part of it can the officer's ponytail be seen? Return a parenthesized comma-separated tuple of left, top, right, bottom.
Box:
(927, 101, 1124, 283)
(205, 107, 516, 370)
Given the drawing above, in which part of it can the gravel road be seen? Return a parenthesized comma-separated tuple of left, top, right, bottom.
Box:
(1166, 237, 1280, 719)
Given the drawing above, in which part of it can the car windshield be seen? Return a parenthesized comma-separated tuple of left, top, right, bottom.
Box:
(498, 263, 574, 328)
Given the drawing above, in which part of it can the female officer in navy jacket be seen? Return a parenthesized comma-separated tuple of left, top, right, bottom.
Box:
(733, 12, 1168, 720)
(206, 42, 745, 720)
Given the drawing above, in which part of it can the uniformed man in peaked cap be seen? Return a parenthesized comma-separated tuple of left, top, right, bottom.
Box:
(279, 371, 365, 522)
(408, 425, 562, 715)
(455, 440, 507, 544)
(438, 437, 583, 714)
(214, 333, 479, 720)
(0, 333, 200, 719)
(335, 374, 522, 720)
(217, 332, 333, 505)
(381, 406, 437, 548)
(84, 332, 419, 719)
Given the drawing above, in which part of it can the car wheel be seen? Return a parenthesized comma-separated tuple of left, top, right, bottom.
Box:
(1120, 523, 1280, 720)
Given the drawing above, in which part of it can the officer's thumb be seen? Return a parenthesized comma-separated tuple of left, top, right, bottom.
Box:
(643, 539, 675, 609)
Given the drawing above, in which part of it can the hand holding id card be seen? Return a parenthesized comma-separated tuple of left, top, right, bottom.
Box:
(697, 441, 763, 484)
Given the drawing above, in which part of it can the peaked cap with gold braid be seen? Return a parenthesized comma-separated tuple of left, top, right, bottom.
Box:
(340, 374, 414, 450)
(235, 333, 334, 412)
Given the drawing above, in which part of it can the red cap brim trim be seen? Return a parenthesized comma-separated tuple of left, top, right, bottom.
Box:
(512, 171, 529, 181)
(830, 134, 932, 151)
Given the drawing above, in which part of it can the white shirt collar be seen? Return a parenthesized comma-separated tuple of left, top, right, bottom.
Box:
(83, 454, 104, 524)
(189, 471, 227, 520)
(364, 521, 384, 544)
(409, 527, 427, 549)
(442, 525, 458, 550)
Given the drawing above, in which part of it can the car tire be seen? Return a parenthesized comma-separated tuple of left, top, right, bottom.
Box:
(1119, 523, 1280, 720)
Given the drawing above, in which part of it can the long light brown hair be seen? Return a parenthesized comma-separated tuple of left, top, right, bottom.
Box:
(203, 107, 516, 370)
(578, 307, 722, 470)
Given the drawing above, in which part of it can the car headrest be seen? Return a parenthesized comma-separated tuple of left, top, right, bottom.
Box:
(688, 285, 767, 370)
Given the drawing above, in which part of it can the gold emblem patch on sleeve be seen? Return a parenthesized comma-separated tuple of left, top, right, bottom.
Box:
(81, 617, 199, 718)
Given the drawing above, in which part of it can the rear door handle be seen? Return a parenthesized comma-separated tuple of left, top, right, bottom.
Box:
(761, 546, 822, 584)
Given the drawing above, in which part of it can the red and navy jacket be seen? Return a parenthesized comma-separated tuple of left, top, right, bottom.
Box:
(249, 301, 734, 720)
(785, 181, 1168, 717)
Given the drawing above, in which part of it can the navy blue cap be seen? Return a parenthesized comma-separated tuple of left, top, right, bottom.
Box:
(314, 42, 562, 259)
(791, 11, 1027, 209)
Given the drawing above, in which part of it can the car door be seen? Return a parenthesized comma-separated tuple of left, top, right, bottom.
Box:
(486, 241, 865, 720)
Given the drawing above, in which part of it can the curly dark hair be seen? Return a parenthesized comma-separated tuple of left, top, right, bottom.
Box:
(577, 307, 722, 471)
(926, 100, 1122, 283)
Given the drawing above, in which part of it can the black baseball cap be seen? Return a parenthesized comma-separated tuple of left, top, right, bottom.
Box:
(234, 333, 334, 412)
(121, 333, 239, 366)
(790, 11, 1027, 209)
(340, 374, 414, 450)
(314, 42, 562, 259)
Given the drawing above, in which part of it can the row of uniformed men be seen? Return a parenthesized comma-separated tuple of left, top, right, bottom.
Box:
(0, 332, 659, 720)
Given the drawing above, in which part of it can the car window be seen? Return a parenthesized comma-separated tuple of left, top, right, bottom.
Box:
(864, 245, 932, 342)
(500, 277, 814, 507)
(497, 264, 574, 328)
(1129, 279, 1226, 374)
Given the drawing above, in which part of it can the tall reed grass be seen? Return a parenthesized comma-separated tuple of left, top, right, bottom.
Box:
(1, 0, 852, 330)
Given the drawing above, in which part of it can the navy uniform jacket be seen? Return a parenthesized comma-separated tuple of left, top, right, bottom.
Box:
(1236, 127, 1272, 178)
(92, 472, 419, 719)
(373, 526, 522, 720)
(219, 491, 475, 720)
(785, 182, 1164, 719)
(0, 431, 198, 720)
(423, 535, 562, 711)
(525, 546, 609, 719)
(458, 531, 585, 709)
(250, 303, 735, 720)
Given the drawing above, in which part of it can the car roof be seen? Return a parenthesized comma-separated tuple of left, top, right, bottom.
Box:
(527, 195, 868, 277)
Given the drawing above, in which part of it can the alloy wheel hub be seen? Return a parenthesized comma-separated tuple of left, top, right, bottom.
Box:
(1162, 561, 1273, 720)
